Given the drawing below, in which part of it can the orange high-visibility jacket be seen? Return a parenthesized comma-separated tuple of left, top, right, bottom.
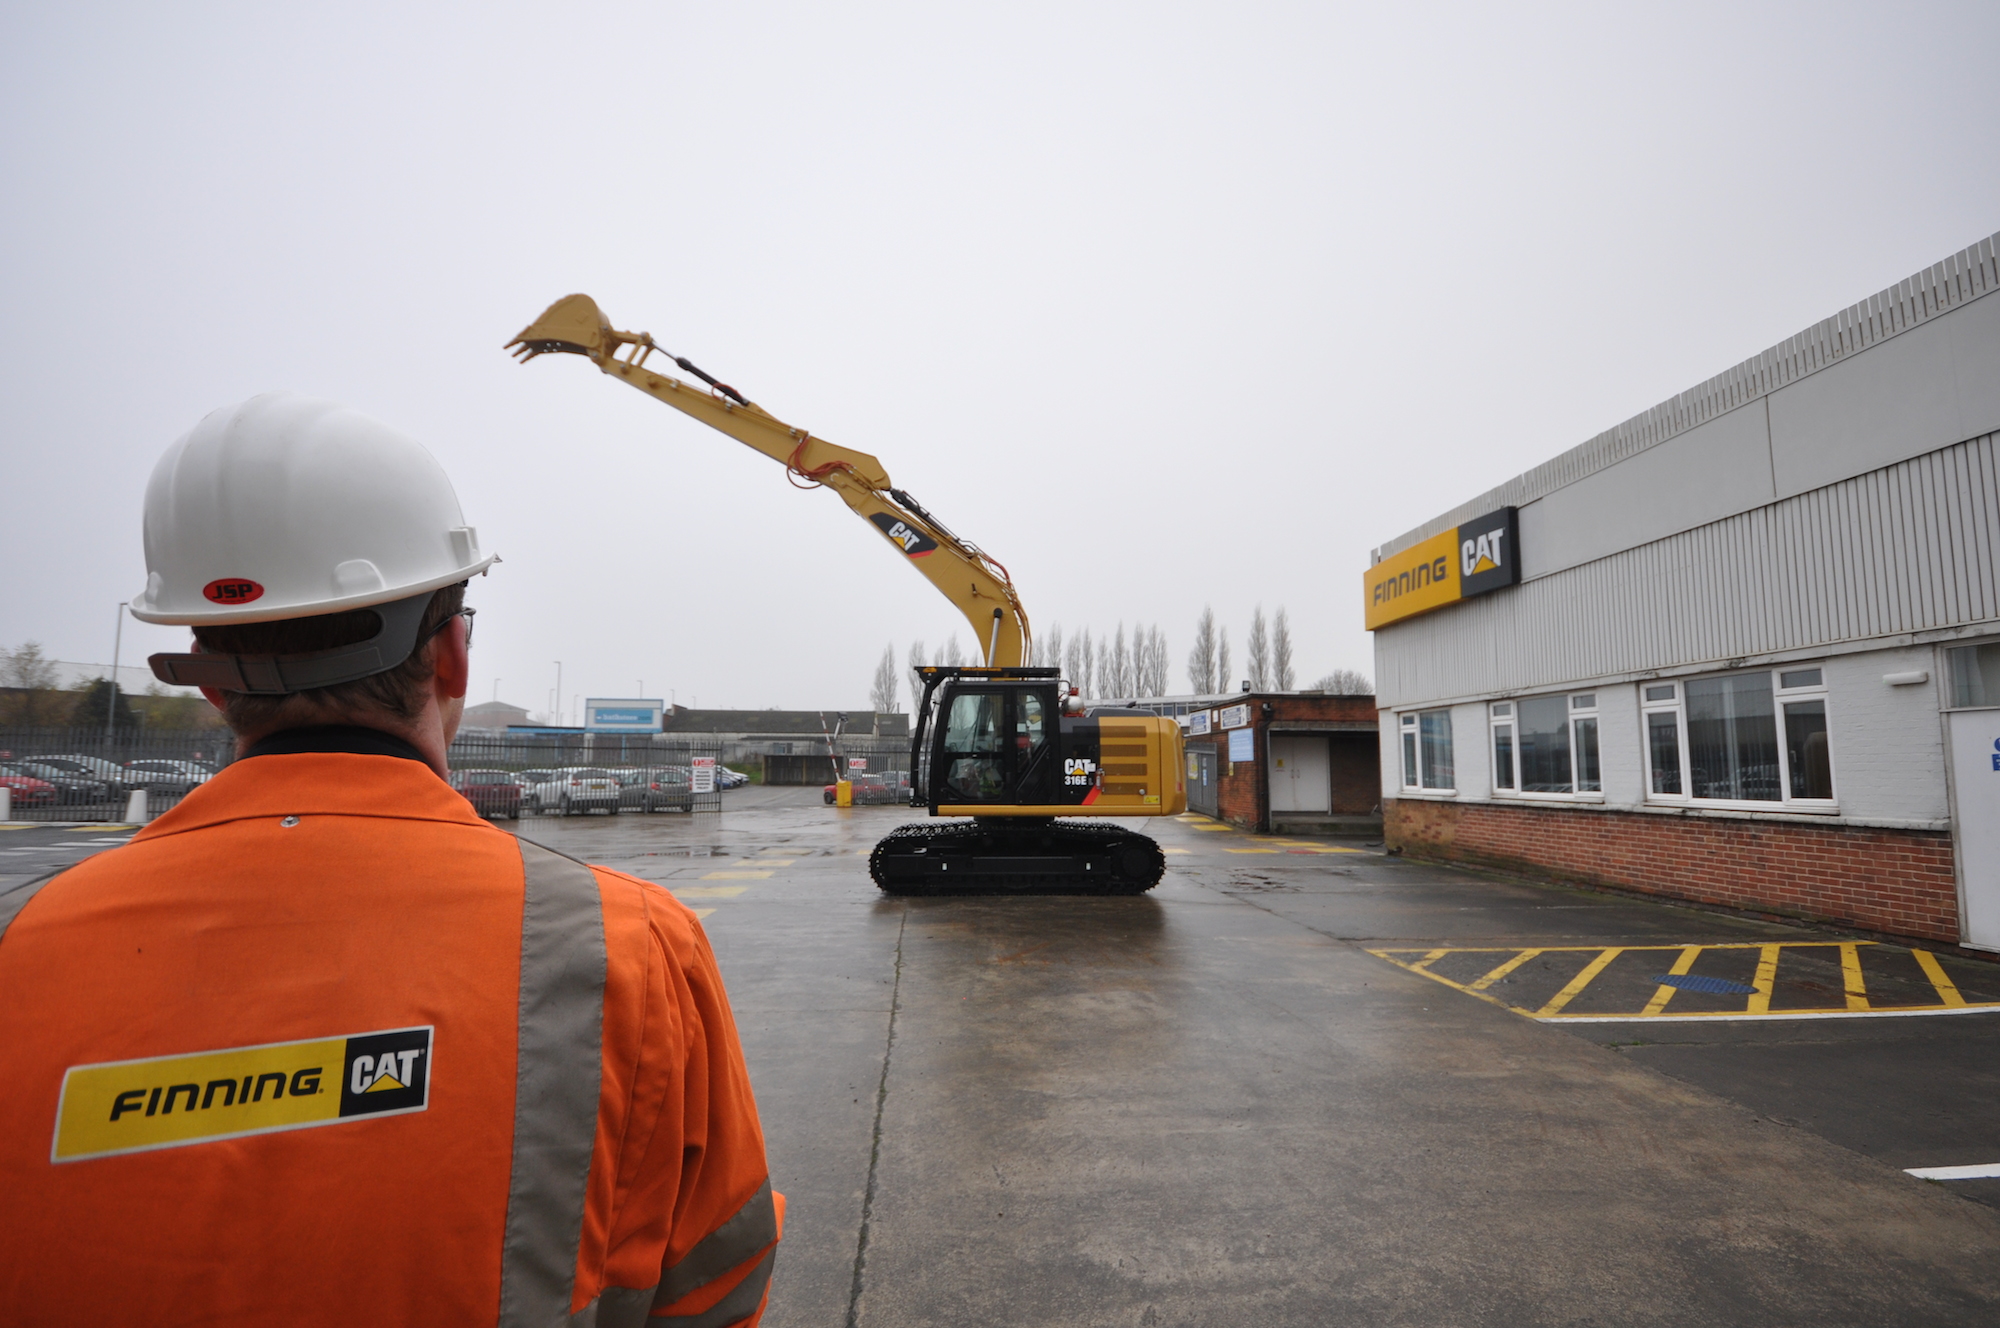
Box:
(0, 732, 780, 1327)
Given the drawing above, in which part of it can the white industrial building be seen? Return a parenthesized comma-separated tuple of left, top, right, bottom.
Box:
(1368, 233, 2000, 951)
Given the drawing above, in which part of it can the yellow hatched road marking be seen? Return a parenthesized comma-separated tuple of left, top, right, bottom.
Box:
(697, 872, 769, 882)
(750, 859, 797, 866)
(1913, 949, 1967, 1006)
(1189, 825, 1232, 832)
(679, 884, 752, 897)
(691, 907, 715, 919)
(1226, 848, 1279, 854)
(1366, 941, 2000, 1021)
(1162, 848, 1191, 854)
(1408, 948, 1451, 975)
(1641, 946, 1703, 1016)
(1468, 949, 1543, 992)
(1747, 945, 1781, 1014)
(1535, 948, 1624, 1017)
(1840, 942, 1870, 1010)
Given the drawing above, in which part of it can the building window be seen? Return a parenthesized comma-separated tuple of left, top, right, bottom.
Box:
(1948, 643, 2000, 707)
(1491, 693, 1598, 795)
(1400, 710, 1454, 791)
(1490, 702, 1514, 790)
(1643, 669, 1833, 807)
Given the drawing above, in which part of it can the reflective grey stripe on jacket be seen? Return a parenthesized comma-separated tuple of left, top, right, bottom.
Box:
(498, 840, 608, 1328)
(0, 868, 66, 943)
(564, 1174, 780, 1325)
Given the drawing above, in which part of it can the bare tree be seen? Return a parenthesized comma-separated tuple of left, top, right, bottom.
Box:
(937, 635, 965, 668)
(870, 644, 900, 713)
(1216, 627, 1233, 692)
(1040, 622, 1064, 676)
(1, 641, 64, 725)
(1313, 668, 1374, 694)
(1141, 625, 1169, 696)
(907, 639, 927, 700)
(1097, 633, 1114, 699)
(1247, 606, 1270, 691)
(1070, 628, 1094, 698)
(1186, 607, 1216, 694)
(1114, 623, 1132, 697)
(1273, 607, 1294, 691)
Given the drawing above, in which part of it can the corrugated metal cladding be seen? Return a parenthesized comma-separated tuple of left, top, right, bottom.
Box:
(1375, 233, 2000, 560)
(1376, 430, 1999, 706)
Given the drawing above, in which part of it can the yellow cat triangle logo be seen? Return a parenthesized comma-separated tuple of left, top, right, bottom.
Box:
(1472, 554, 1498, 574)
(364, 1072, 407, 1093)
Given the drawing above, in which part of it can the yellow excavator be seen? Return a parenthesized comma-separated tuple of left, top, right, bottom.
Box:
(508, 295, 1184, 894)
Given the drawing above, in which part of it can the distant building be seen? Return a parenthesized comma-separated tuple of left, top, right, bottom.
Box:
(661, 708, 910, 783)
(461, 700, 532, 731)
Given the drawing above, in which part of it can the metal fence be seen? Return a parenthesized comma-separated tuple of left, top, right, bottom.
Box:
(446, 731, 726, 817)
(0, 727, 235, 823)
(0, 726, 729, 822)
(760, 737, 911, 786)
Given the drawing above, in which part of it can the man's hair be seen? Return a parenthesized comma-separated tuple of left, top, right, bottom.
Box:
(193, 583, 465, 733)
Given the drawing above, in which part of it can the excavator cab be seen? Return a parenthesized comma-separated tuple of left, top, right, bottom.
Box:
(911, 667, 1063, 809)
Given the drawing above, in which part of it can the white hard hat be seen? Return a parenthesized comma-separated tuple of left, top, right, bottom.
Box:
(134, 392, 493, 624)
(136, 392, 495, 694)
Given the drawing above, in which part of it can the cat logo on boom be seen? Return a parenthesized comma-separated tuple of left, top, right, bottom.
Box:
(867, 513, 939, 557)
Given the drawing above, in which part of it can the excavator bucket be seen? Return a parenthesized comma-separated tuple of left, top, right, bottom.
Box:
(506, 293, 613, 360)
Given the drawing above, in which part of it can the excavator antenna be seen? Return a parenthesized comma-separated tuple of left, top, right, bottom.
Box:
(506, 293, 614, 360)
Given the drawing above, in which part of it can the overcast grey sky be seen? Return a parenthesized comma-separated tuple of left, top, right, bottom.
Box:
(3, 2, 1996, 717)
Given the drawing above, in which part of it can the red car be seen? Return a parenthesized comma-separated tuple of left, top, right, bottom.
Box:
(823, 773, 899, 806)
(451, 769, 523, 820)
(0, 770, 57, 807)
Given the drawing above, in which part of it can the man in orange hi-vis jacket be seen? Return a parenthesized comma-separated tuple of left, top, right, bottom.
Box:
(0, 393, 780, 1327)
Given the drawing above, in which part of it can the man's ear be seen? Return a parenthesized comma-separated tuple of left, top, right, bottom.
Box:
(433, 614, 471, 701)
(198, 685, 227, 712)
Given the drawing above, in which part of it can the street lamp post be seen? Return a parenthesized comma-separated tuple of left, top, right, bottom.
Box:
(107, 602, 127, 740)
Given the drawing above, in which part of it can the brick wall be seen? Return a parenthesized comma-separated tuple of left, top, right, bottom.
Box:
(1185, 694, 1380, 831)
(1386, 797, 1961, 944)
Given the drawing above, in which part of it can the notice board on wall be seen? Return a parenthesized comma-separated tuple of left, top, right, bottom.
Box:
(1228, 727, 1255, 762)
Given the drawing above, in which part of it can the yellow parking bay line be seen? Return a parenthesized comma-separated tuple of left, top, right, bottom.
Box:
(1914, 949, 1967, 1006)
(1225, 848, 1280, 854)
(1468, 948, 1543, 993)
(680, 884, 754, 897)
(697, 871, 770, 882)
(749, 859, 797, 867)
(1535, 948, 1624, 1017)
(1162, 848, 1191, 855)
(690, 907, 716, 919)
(1840, 942, 1870, 1011)
(1640, 945, 1703, 1016)
(1367, 942, 2000, 1023)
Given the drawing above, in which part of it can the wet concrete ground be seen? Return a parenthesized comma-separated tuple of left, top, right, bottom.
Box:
(11, 793, 2000, 1324)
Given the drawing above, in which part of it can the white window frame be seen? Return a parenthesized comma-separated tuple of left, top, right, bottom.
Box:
(1641, 667, 1836, 810)
(1398, 709, 1456, 794)
(1488, 692, 1602, 800)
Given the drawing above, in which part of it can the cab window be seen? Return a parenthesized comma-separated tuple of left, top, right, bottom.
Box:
(943, 691, 1005, 800)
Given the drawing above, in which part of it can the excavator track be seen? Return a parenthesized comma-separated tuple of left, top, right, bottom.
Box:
(869, 819, 1165, 896)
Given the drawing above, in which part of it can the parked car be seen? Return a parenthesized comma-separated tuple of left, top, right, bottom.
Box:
(823, 773, 898, 805)
(452, 769, 523, 820)
(122, 759, 213, 794)
(36, 755, 139, 792)
(530, 768, 621, 816)
(716, 765, 751, 788)
(3, 762, 112, 806)
(512, 769, 559, 813)
(616, 767, 694, 813)
(0, 771, 57, 807)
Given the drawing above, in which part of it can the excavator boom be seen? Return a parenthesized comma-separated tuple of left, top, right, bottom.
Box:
(508, 294, 1030, 666)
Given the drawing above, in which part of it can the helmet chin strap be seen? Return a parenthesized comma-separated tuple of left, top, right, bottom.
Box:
(148, 592, 435, 695)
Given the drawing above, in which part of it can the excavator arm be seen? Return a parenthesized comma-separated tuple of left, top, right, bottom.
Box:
(507, 294, 1030, 666)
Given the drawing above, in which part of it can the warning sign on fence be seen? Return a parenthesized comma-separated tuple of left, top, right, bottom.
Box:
(690, 756, 716, 794)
